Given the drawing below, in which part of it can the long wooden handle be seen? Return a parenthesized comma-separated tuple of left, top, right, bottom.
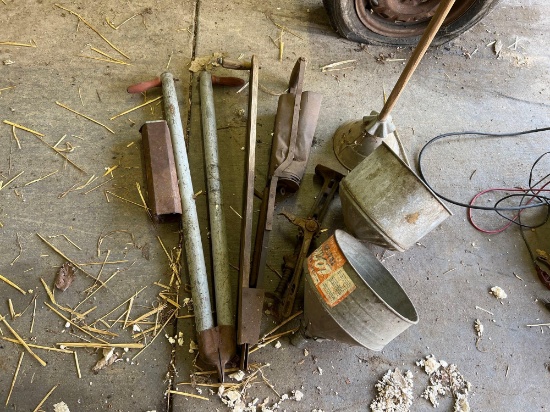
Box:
(379, 0, 456, 121)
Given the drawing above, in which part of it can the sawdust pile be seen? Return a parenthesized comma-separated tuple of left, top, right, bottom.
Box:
(417, 355, 471, 412)
(370, 368, 414, 412)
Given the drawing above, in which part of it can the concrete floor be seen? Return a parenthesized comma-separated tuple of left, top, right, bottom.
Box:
(1, 0, 549, 411)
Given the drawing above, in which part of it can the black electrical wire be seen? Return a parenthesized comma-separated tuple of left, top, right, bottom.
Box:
(418, 126, 550, 211)
(417, 126, 550, 228)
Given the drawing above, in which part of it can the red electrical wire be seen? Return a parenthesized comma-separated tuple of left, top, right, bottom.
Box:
(468, 184, 550, 234)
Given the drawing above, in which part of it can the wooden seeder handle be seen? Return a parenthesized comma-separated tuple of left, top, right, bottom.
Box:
(378, 0, 457, 121)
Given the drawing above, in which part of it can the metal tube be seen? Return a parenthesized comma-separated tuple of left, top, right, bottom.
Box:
(160, 72, 214, 332)
(199, 72, 234, 327)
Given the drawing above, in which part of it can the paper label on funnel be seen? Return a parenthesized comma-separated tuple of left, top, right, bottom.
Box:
(308, 235, 356, 308)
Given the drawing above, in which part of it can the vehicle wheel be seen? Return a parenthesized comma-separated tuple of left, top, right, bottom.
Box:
(323, 0, 501, 46)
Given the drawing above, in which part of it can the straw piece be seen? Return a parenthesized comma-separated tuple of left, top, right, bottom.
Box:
(110, 96, 162, 120)
(127, 304, 166, 327)
(123, 296, 134, 329)
(0, 315, 46, 366)
(30, 298, 37, 333)
(54, 4, 129, 59)
(105, 190, 147, 208)
(0, 171, 24, 192)
(90, 46, 127, 64)
(58, 342, 143, 349)
(0, 274, 27, 294)
(11, 125, 21, 149)
(24, 170, 58, 186)
(56, 101, 114, 134)
(5, 352, 24, 406)
(3, 120, 44, 136)
(260, 310, 303, 342)
(0, 40, 36, 47)
(79, 55, 130, 65)
(1, 337, 73, 353)
(167, 390, 209, 401)
(32, 384, 58, 412)
(74, 351, 82, 378)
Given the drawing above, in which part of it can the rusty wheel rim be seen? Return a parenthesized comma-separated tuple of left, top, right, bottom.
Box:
(355, 0, 477, 38)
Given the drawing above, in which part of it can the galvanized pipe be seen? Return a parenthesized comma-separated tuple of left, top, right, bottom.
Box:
(160, 72, 214, 332)
(199, 71, 234, 327)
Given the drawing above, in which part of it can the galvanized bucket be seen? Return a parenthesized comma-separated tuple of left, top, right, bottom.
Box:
(340, 142, 452, 251)
(304, 230, 418, 351)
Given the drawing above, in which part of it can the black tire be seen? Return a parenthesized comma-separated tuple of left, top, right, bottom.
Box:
(323, 0, 501, 46)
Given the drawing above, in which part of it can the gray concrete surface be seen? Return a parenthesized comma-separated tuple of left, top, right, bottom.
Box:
(1, 0, 549, 411)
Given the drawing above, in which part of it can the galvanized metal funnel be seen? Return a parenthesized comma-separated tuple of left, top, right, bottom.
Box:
(333, 110, 399, 171)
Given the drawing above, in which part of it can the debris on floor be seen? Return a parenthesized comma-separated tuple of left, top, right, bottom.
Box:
(92, 348, 118, 374)
(369, 368, 414, 412)
(54, 262, 76, 292)
(490, 286, 507, 300)
(53, 401, 71, 412)
(417, 355, 471, 411)
(474, 319, 484, 338)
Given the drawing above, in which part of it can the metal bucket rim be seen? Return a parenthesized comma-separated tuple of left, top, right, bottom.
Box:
(334, 229, 419, 325)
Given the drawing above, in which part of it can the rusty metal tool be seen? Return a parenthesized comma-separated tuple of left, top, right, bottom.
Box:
(250, 58, 322, 292)
(140, 120, 182, 222)
(219, 56, 263, 370)
(275, 165, 345, 318)
(198, 71, 236, 381)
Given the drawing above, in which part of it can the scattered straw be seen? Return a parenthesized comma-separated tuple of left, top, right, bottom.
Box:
(5, 352, 24, 406)
(127, 304, 166, 327)
(3, 120, 43, 136)
(4, 121, 86, 173)
(105, 190, 147, 208)
(11, 125, 21, 149)
(0, 274, 27, 295)
(321, 60, 357, 72)
(260, 310, 303, 342)
(48, 234, 82, 250)
(167, 390, 209, 401)
(55, 4, 129, 59)
(90, 46, 129, 65)
(59, 342, 143, 349)
(44, 302, 108, 344)
(37, 234, 105, 286)
(74, 351, 82, 378)
(110, 95, 162, 120)
(56, 101, 114, 134)
(0, 40, 36, 47)
(79, 54, 130, 65)
(92, 286, 147, 327)
(8, 299, 16, 319)
(106, 13, 140, 30)
(24, 169, 59, 186)
(32, 384, 58, 412)
(30, 297, 37, 333)
(0, 171, 24, 192)
(1, 337, 73, 353)
(83, 177, 113, 194)
(0, 315, 46, 366)
(230, 205, 242, 219)
(123, 296, 134, 329)
(133, 310, 176, 360)
(0, 85, 16, 93)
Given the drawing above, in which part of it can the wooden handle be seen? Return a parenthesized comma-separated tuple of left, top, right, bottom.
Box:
(219, 57, 252, 70)
(379, 0, 456, 121)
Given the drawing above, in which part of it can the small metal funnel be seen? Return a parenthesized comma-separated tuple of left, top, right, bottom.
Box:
(333, 110, 399, 171)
